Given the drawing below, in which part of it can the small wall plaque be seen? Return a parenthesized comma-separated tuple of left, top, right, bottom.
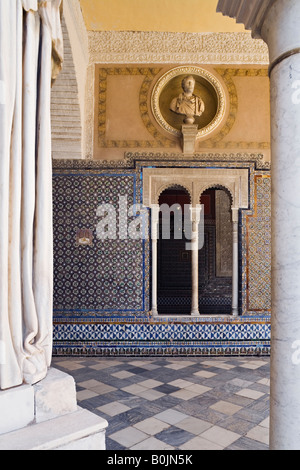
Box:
(76, 228, 93, 246)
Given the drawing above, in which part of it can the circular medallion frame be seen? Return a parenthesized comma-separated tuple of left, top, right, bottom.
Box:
(151, 66, 226, 139)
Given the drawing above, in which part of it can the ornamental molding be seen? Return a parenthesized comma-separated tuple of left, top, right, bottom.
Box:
(52, 152, 270, 170)
(142, 167, 249, 208)
(88, 31, 269, 65)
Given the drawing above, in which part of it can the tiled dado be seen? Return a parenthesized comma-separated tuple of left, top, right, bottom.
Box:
(52, 316, 271, 356)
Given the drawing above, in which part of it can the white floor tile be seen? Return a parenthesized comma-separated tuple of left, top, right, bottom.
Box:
(121, 384, 148, 395)
(97, 401, 131, 416)
(138, 379, 164, 389)
(111, 370, 135, 379)
(168, 379, 194, 389)
(246, 425, 269, 445)
(130, 436, 174, 450)
(193, 370, 216, 378)
(185, 384, 212, 395)
(76, 389, 98, 401)
(179, 435, 224, 450)
(210, 400, 243, 416)
(136, 389, 166, 401)
(235, 388, 265, 400)
(170, 389, 200, 400)
(134, 417, 170, 435)
(154, 409, 189, 425)
(176, 416, 213, 435)
(200, 425, 240, 447)
(110, 426, 149, 448)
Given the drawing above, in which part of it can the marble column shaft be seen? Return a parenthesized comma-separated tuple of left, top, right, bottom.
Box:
(231, 208, 239, 317)
(261, 0, 300, 450)
(151, 205, 159, 316)
(190, 206, 201, 316)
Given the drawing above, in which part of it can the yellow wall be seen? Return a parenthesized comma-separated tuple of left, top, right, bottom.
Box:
(79, 0, 245, 33)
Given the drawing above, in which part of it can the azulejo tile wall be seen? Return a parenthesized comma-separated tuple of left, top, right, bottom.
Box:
(52, 154, 271, 356)
(53, 171, 146, 314)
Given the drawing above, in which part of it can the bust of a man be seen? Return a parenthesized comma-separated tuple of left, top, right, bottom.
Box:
(170, 75, 205, 124)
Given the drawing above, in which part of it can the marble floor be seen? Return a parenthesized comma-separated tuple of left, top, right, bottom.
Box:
(52, 355, 270, 450)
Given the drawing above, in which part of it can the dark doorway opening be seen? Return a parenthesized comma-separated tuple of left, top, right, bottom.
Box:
(157, 186, 191, 315)
(199, 187, 232, 314)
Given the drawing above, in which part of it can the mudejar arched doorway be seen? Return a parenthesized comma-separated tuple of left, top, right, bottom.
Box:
(143, 167, 249, 317)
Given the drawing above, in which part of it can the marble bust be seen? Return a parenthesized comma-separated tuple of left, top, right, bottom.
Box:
(170, 75, 205, 124)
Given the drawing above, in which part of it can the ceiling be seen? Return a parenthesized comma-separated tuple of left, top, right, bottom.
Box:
(79, 0, 245, 33)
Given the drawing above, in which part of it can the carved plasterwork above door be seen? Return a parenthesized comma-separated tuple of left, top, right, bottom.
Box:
(143, 167, 249, 209)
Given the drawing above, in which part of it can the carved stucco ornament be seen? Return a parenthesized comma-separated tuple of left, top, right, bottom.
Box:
(151, 66, 226, 141)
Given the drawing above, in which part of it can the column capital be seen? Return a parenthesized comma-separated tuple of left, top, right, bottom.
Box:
(189, 205, 202, 224)
(217, 0, 300, 69)
(150, 204, 160, 218)
(231, 207, 239, 222)
(150, 204, 160, 240)
(217, 0, 276, 39)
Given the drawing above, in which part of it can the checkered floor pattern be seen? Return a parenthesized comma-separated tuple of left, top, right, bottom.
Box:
(52, 356, 270, 450)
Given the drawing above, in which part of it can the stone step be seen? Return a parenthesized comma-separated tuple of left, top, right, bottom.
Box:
(0, 407, 108, 450)
(51, 97, 80, 105)
(51, 114, 81, 120)
(51, 133, 82, 141)
(51, 125, 82, 133)
(51, 121, 82, 129)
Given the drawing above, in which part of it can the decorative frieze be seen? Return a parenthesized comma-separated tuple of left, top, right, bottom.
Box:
(88, 31, 269, 65)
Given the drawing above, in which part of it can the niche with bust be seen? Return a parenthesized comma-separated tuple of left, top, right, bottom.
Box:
(151, 66, 226, 141)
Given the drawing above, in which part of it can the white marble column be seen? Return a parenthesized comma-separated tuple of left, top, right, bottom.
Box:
(263, 0, 300, 450)
(190, 206, 201, 316)
(218, 0, 300, 451)
(231, 208, 239, 317)
(151, 205, 160, 316)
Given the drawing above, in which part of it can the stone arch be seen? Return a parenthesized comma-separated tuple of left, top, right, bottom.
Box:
(156, 183, 192, 205)
(198, 183, 234, 205)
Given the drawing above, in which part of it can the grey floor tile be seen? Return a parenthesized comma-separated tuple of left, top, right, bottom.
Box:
(235, 407, 268, 425)
(104, 416, 130, 435)
(226, 436, 269, 451)
(106, 437, 127, 450)
(116, 395, 150, 410)
(155, 426, 196, 447)
(150, 394, 184, 410)
(218, 415, 257, 434)
(154, 384, 181, 394)
(116, 406, 155, 425)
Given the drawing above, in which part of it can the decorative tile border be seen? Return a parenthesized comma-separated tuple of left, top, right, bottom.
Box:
(53, 315, 271, 356)
(53, 342, 270, 357)
(53, 317, 270, 342)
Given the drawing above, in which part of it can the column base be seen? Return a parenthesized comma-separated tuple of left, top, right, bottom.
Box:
(191, 310, 200, 317)
(152, 308, 158, 316)
(0, 368, 108, 450)
(232, 308, 239, 317)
